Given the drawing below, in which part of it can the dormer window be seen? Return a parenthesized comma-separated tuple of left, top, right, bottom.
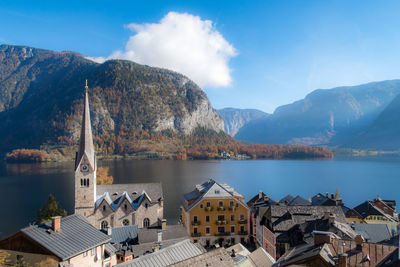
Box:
(124, 204, 127, 210)
(103, 205, 106, 212)
(215, 190, 220, 194)
(145, 203, 148, 209)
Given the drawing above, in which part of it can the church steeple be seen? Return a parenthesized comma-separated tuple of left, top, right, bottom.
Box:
(75, 80, 95, 171)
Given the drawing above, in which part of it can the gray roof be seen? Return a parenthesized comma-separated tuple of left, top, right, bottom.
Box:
(170, 247, 235, 267)
(352, 223, 391, 243)
(265, 205, 347, 232)
(21, 214, 111, 261)
(75, 85, 95, 171)
(138, 225, 188, 244)
(182, 179, 246, 211)
(115, 239, 205, 267)
(248, 247, 275, 267)
(109, 225, 138, 245)
(287, 196, 311, 206)
(97, 183, 163, 204)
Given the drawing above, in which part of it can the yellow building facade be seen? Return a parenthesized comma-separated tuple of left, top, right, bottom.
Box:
(181, 180, 250, 247)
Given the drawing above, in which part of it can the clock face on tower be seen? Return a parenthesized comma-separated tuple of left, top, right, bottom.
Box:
(81, 164, 89, 172)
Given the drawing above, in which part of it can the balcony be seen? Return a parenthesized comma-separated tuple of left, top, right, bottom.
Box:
(238, 231, 248, 235)
(228, 206, 236, 211)
(191, 221, 201, 226)
(216, 220, 228, 225)
(217, 206, 226, 211)
(204, 206, 213, 212)
(215, 232, 230, 236)
(238, 219, 247, 224)
(191, 232, 202, 237)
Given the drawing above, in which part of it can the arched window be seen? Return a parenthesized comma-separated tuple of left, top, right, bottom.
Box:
(122, 219, 129, 226)
(143, 218, 150, 228)
(103, 205, 106, 212)
(83, 179, 86, 186)
(101, 221, 108, 230)
(124, 204, 128, 210)
(145, 203, 148, 209)
(86, 179, 89, 186)
(81, 179, 83, 186)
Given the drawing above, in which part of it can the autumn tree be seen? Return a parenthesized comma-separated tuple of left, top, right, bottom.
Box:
(96, 166, 114, 185)
(36, 194, 67, 224)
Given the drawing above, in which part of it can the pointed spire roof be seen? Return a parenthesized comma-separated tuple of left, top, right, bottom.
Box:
(75, 80, 95, 170)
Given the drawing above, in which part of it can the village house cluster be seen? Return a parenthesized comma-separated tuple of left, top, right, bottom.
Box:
(0, 83, 399, 266)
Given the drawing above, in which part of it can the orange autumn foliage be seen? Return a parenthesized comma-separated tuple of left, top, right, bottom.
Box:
(96, 167, 114, 185)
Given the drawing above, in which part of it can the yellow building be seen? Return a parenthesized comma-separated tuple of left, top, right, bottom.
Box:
(180, 179, 250, 247)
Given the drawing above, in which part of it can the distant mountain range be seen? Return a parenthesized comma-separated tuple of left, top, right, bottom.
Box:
(235, 80, 400, 150)
(217, 108, 269, 137)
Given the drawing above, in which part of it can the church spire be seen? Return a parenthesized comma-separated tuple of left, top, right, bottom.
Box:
(75, 80, 95, 171)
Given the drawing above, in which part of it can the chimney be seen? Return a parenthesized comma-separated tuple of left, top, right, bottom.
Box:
(337, 253, 348, 267)
(314, 232, 333, 246)
(326, 192, 329, 198)
(258, 190, 263, 200)
(331, 193, 334, 199)
(51, 216, 61, 232)
(107, 226, 112, 236)
(324, 211, 331, 220)
(355, 235, 365, 251)
(162, 219, 167, 230)
(329, 215, 336, 224)
(157, 230, 162, 242)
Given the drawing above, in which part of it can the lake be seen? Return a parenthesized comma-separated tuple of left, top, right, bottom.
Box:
(1, 157, 400, 237)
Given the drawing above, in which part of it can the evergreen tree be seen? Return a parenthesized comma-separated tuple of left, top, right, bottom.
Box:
(36, 194, 67, 224)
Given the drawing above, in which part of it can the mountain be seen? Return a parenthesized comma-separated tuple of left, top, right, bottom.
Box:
(217, 108, 269, 136)
(348, 93, 400, 150)
(0, 44, 223, 152)
(0, 44, 332, 160)
(235, 80, 400, 146)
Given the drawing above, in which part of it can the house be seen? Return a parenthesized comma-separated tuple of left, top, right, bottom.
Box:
(181, 179, 250, 247)
(74, 81, 164, 230)
(257, 205, 347, 259)
(311, 192, 343, 206)
(274, 231, 398, 267)
(353, 199, 399, 235)
(0, 214, 117, 267)
(115, 239, 206, 267)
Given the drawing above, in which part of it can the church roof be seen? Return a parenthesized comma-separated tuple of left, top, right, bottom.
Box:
(95, 183, 163, 211)
(75, 82, 95, 171)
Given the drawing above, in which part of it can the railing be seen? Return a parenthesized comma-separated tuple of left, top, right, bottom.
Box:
(228, 206, 236, 211)
(191, 232, 202, 237)
(215, 232, 230, 236)
(238, 219, 247, 224)
(217, 206, 226, 211)
(238, 231, 248, 235)
(191, 221, 201, 226)
(216, 220, 228, 225)
(205, 206, 213, 212)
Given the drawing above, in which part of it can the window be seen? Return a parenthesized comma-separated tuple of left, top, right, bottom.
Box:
(103, 205, 106, 212)
(91, 248, 96, 256)
(83, 251, 88, 257)
(206, 202, 211, 207)
(81, 179, 83, 186)
(193, 216, 198, 222)
(101, 221, 108, 230)
(145, 203, 148, 209)
(236, 203, 239, 208)
(240, 226, 244, 232)
(143, 218, 150, 228)
(218, 227, 225, 233)
(231, 215, 235, 222)
(123, 219, 129, 226)
(219, 201, 223, 207)
(200, 204, 204, 208)
(206, 227, 210, 234)
(124, 204, 128, 210)
(218, 215, 225, 221)
(206, 215, 210, 222)
(230, 201, 234, 207)
(194, 227, 198, 234)
(240, 214, 245, 220)
(83, 179, 86, 186)
(87, 179, 89, 186)
(231, 226, 235, 233)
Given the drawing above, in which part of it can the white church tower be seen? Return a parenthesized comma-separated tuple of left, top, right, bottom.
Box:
(74, 80, 97, 218)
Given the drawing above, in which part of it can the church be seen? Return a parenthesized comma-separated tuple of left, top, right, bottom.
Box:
(74, 81, 164, 229)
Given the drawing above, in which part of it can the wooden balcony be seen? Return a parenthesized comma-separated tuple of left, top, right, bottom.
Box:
(191, 221, 201, 226)
(215, 220, 228, 225)
(204, 206, 213, 212)
(228, 206, 237, 211)
(191, 232, 202, 237)
(217, 206, 226, 211)
(238, 219, 247, 224)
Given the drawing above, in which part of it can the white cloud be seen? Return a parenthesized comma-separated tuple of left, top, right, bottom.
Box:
(88, 12, 237, 87)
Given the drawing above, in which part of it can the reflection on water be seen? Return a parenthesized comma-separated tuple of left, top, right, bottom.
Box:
(1, 157, 400, 237)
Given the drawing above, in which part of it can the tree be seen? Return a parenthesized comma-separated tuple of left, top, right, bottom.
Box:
(36, 194, 67, 224)
(96, 167, 114, 185)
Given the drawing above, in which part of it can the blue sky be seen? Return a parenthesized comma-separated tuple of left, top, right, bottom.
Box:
(1, 0, 400, 113)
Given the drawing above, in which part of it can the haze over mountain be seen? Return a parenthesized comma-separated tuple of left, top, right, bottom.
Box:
(217, 108, 269, 137)
(236, 80, 400, 149)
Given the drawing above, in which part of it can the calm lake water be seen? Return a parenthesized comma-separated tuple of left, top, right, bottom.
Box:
(1, 157, 400, 237)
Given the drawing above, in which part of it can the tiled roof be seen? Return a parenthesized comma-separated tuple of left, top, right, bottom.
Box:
(287, 196, 311, 206)
(266, 205, 347, 232)
(182, 179, 246, 211)
(96, 183, 163, 211)
(21, 214, 111, 261)
(279, 195, 294, 205)
(248, 247, 275, 267)
(352, 223, 391, 243)
(115, 239, 205, 267)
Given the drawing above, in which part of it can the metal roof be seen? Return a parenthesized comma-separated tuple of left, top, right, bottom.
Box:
(352, 223, 391, 243)
(21, 214, 111, 261)
(115, 239, 204, 267)
(108, 225, 138, 245)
